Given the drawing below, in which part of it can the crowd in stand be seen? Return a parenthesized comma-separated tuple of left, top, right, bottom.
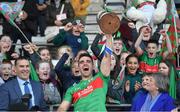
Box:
(0, 0, 180, 111)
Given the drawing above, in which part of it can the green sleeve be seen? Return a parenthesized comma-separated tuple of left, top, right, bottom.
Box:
(97, 71, 110, 84)
(80, 32, 89, 50)
(52, 29, 66, 46)
(63, 87, 73, 102)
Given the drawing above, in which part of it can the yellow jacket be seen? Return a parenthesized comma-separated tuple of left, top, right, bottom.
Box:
(71, 0, 90, 17)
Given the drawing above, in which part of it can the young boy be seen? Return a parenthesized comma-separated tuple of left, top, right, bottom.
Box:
(0, 59, 14, 83)
(52, 19, 89, 57)
(135, 29, 172, 73)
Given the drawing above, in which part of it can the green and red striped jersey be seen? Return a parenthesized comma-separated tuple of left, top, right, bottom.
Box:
(64, 71, 110, 111)
(139, 53, 162, 73)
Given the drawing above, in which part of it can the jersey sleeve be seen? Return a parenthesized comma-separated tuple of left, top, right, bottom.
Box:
(63, 87, 73, 103)
(96, 71, 110, 83)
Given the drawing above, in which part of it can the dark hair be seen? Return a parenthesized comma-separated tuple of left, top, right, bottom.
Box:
(147, 39, 158, 46)
(111, 53, 121, 80)
(113, 31, 122, 40)
(2, 59, 12, 65)
(125, 54, 139, 64)
(0, 34, 10, 40)
(14, 57, 29, 66)
(159, 60, 177, 77)
(78, 53, 93, 63)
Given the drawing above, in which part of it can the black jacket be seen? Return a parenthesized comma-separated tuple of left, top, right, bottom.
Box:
(1, 0, 38, 35)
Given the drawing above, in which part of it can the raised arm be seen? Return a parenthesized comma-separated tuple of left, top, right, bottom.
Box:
(91, 33, 104, 61)
(160, 29, 173, 59)
(100, 34, 112, 77)
(55, 53, 69, 75)
(53, 23, 72, 46)
(134, 31, 144, 56)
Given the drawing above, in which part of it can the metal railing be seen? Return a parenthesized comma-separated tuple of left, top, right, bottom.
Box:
(49, 103, 131, 111)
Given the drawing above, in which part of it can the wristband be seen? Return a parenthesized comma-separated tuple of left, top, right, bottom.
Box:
(101, 46, 113, 57)
(105, 46, 113, 55)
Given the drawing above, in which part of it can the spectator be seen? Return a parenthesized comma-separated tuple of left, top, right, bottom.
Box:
(23, 44, 56, 80)
(131, 73, 176, 111)
(23, 44, 52, 67)
(0, 34, 19, 62)
(36, 0, 48, 36)
(135, 29, 172, 73)
(91, 32, 126, 61)
(159, 60, 178, 99)
(55, 53, 81, 97)
(107, 51, 131, 104)
(71, 0, 90, 24)
(55, 45, 81, 97)
(1, 0, 38, 57)
(0, 59, 15, 83)
(36, 60, 61, 105)
(57, 34, 112, 111)
(0, 57, 48, 111)
(54, 0, 75, 26)
(124, 54, 142, 104)
(113, 32, 127, 58)
(53, 20, 89, 57)
(119, 51, 130, 67)
(107, 53, 123, 104)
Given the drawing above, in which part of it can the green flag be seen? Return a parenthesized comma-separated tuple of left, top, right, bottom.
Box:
(30, 62, 39, 81)
(0, 1, 24, 26)
(169, 66, 176, 99)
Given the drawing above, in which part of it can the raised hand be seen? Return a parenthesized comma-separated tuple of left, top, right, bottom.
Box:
(64, 22, 72, 31)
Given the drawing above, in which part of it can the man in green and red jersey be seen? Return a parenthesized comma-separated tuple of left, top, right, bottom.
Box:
(57, 34, 112, 111)
(135, 28, 172, 74)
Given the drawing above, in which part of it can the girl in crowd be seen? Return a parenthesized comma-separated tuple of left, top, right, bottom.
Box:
(107, 51, 130, 104)
(107, 53, 122, 104)
(131, 73, 176, 111)
(23, 44, 56, 79)
(0, 34, 19, 62)
(158, 60, 178, 99)
(36, 60, 61, 105)
(124, 54, 142, 103)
